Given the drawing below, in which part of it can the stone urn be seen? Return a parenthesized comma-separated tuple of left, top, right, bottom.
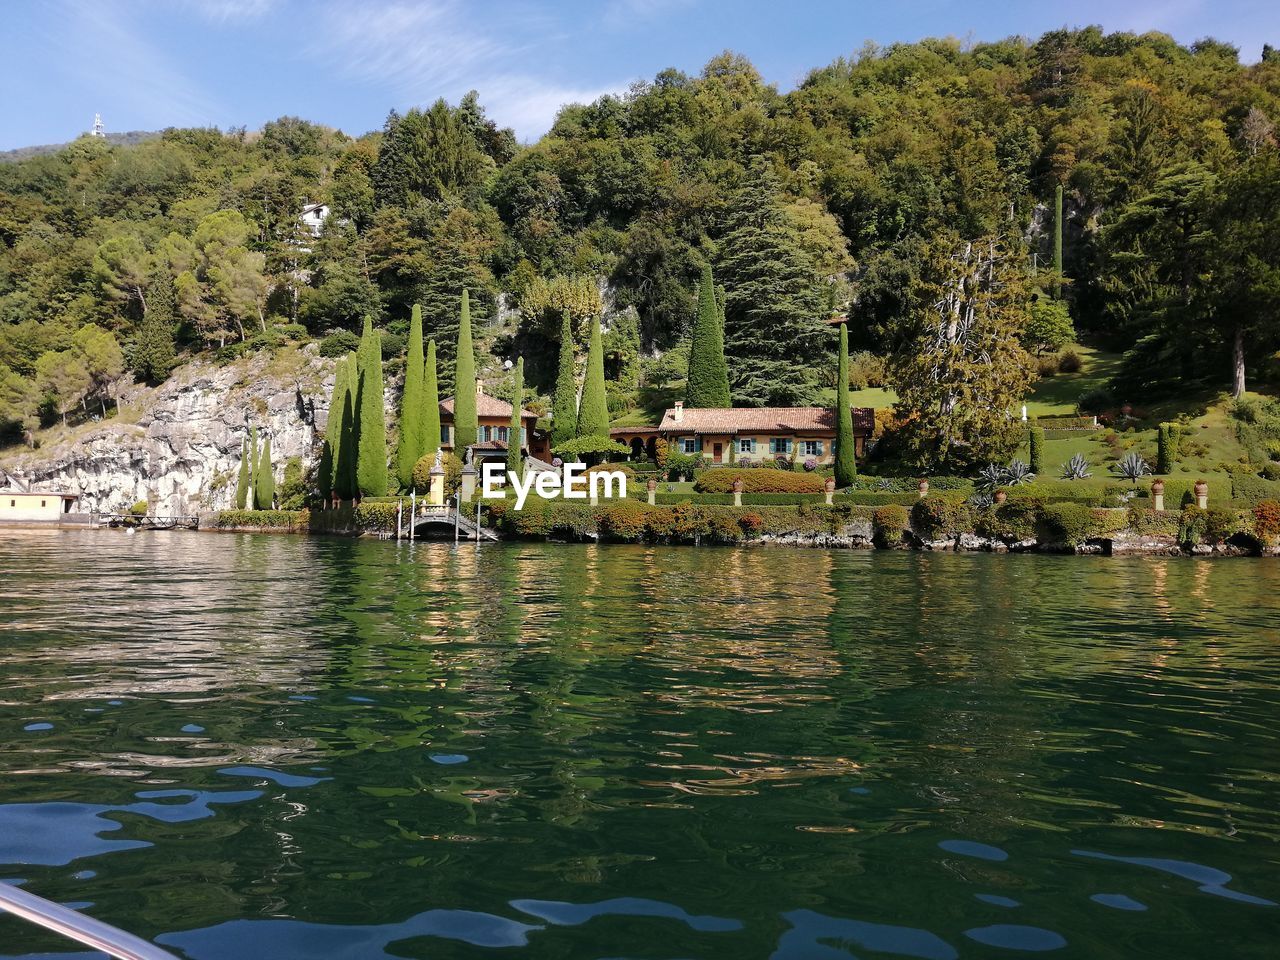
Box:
(1194, 479, 1208, 509)
(824, 477, 836, 505)
(993, 489, 1007, 505)
(917, 479, 929, 499)
(646, 477, 657, 505)
(732, 477, 744, 506)
(1151, 478, 1165, 512)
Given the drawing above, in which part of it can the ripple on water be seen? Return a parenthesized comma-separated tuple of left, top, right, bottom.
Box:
(938, 840, 1009, 862)
(1091, 893, 1147, 911)
(964, 924, 1067, 952)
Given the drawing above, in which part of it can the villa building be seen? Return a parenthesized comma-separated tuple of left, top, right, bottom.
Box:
(611, 401, 875, 465)
(440, 385, 552, 465)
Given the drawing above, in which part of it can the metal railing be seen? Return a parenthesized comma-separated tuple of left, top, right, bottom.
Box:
(0, 882, 178, 960)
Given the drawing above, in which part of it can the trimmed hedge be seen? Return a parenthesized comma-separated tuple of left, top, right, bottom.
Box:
(1039, 504, 1128, 545)
(838, 491, 927, 506)
(1232, 474, 1280, 507)
(1039, 415, 1098, 429)
(695, 468, 828, 494)
(213, 509, 309, 530)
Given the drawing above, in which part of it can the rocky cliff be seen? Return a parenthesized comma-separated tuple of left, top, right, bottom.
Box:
(0, 346, 336, 514)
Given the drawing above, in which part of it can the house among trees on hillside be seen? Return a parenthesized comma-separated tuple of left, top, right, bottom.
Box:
(612, 401, 874, 465)
(439, 384, 551, 466)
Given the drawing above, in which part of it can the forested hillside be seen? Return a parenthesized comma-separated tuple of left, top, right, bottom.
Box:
(2, 28, 1279, 469)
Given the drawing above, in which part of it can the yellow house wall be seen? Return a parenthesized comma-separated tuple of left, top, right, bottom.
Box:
(0, 493, 69, 521)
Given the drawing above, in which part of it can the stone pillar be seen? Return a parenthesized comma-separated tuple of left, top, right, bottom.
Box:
(918, 478, 929, 499)
(460, 465, 477, 503)
(732, 477, 743, 508)
(1151, 479, 1165, 513)
(647, 478, 656, 506)
(1194, 479, 1208, 510)
(824, 477, 835, 506)
(428, 465, 445, 506)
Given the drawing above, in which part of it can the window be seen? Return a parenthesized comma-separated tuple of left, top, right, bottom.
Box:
(481, 426, 492, 442)
(41, 500, 46, 508)
(441, 425, 451, 444)
(802, 440, 823, 457)
(769, 438, 793, 455)
(681, 437, 701, 454)
(497, 426, 509, 443)
(738, 438, 755, 454)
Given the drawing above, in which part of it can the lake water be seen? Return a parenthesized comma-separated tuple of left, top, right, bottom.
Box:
(1, 529, 1278, 959)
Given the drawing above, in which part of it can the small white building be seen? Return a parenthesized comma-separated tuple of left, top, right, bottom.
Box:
(0, 490, 79, 521)
(298, 202, 330, 239)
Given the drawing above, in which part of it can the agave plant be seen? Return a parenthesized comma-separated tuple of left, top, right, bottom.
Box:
(874, 476, 896, 491)
(1060, 453, 1092, 480)
(1112, 451, 1151, 483)
(976, 463, 1006, 491)
(1004, 459, 1036, 485)
(969, 492, 994, 510)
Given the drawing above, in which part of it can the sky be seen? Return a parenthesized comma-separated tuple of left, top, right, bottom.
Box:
(3, 0, 1279, 150)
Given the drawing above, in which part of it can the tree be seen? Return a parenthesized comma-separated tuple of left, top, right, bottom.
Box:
(334, 352, 359, 500)
(576, 316, 609, 438)
(507, 357, 524, 477)
(395, 304, 425, 490)
(718, 163, 838, 406)
(355, 317, 388, 497)
(551, 310, 578, 447)
(422, 338, 441, 459)
(248, 427, 260, 508)
(93, 235, 153, 317)
(834, 322, 857, 486)
(452, 290, 478, 451)
(320, 354, 351, 501)
(1053, 183, 1064, 296)
(234, 438, 251, 509)
(1029, 424, 1045, 474)
(72, 325, 126, 416)
(686, 263, 731, 407)
(134, 269, 177, 382)
(34, 350, 90, 426)
(1023, 294, 1074, 354)
(888, 236, 1035, 471)
(255, 434, 275, 509)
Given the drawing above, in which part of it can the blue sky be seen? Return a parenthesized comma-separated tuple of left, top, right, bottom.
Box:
(4, 0, 1278, 150)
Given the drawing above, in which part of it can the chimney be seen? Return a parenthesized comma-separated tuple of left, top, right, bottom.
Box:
(476, 381, 484, 397)
(673, 401, 684, 423)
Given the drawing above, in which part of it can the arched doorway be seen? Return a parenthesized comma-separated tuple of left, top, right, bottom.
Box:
(630, 437, 645, 460)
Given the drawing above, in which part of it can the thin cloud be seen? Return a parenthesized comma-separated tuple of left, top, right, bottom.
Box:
(311, 0, 623, 140)
(180, 0, 278, 21)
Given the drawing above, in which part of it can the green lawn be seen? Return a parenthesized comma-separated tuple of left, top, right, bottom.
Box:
(1023, 344, 1121, 416)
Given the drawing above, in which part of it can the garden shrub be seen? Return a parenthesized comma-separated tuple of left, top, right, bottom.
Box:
(1125, 507, 1181, 538)
(353, 501, 399, 531)
(911, 495, 972, 539)
(1039, 503, 1127, 545)
(1076, 388, 1114, 415)
(1178, 506, 1245, 545)
(872, 504, 909, 542)
(1253, 500, 1280, 544)
(1231, 474, 1280, 506)
(213, 509, 309, 530)
(319, 330, 360, 358)
(988, 499, 1041, 541)
(837, 492, 924, 506)
(595, 501, 651, 541)
(129, 500, 148, 516)
(738, 512, 764, 538)
(1058, 349, 1083, 373)
(695, 468, 826, 494)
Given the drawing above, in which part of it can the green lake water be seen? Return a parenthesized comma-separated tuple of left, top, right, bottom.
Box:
(1, 529, 1278, 958)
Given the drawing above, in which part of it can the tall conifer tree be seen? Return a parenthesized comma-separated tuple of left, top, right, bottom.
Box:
(248, 427, 259, 509)
(234, 438, 250, 509)
(507, 357, 524, 477)
(551, 310, 577, 447)
(1053, 183, 1064, 297)
(576, 317, 609, 438)
(320, 355, 350, 500)
(452, 290, 478, 451)
(255, 434, 275, 509)
(834, 322, 857, 486)
(355, 316, 388, 497)
(335, 352, 359, 500)
(686, 264, 731, 407)
(134, 269, 176, 383)
(395, 304, 425, 490)
(421, 338, 441, 460)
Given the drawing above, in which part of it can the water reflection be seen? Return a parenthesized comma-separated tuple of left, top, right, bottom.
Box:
(1, 532, 1278, 958)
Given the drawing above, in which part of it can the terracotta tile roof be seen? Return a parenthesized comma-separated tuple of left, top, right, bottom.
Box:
(440, 394, 536, 419)
(653, 406, 874, 435)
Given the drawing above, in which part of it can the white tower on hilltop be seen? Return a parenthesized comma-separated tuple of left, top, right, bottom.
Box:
(91, 114, 105, 138)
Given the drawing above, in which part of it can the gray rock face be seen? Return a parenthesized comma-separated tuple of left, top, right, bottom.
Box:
(0, 347, 335, 514)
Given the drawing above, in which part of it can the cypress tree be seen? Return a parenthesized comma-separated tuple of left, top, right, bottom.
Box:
(421, 338, 441, 460)
(234, 438, 250, 509)
(1157, 422, 1177, 474)
(686, 264, 731, 407)
(576, 316, 609, 438)
(320, 355, 350, 501)
(255, 434, 275, 509)
(335, 351, 359, 500)
(452, 290, 478, 451)
(134, 269, 176, 383)
(355, 316, 388, 498)
(1054, 183, 1064, 297)
(248, 427, 259, 509)
(551, 310, 577, 447)
(834, 322, 857, 487)
(1029, 424, 1045, 475)
(507, 357, 524, 477)
(395, 304, 426, 490)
